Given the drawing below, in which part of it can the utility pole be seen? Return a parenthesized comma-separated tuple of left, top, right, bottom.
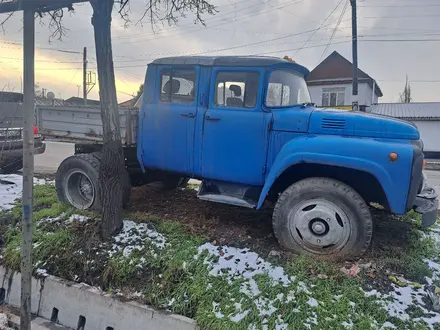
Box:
(83, 47, 87, 105)
(350, 0, 359, 111)
(21, 7, 35, 330)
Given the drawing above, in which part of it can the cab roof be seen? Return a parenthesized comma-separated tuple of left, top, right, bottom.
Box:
(151, 56, 310, 77)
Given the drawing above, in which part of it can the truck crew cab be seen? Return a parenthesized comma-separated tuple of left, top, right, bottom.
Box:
(54, 56, 438, 260)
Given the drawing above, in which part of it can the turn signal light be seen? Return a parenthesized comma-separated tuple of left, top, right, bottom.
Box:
(389, 152, 398, 161)
(33, 126, 39, 134)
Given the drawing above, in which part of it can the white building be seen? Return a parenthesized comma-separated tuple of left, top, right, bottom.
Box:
(370, 102, 440, 156)
(306, 51, 383, 108)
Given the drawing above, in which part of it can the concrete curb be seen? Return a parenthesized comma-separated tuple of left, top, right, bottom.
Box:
(0, 267, 198, 330)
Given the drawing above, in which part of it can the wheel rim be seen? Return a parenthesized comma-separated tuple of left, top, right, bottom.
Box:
(288, 199, 351, 255)
(64, 169, 95, 209)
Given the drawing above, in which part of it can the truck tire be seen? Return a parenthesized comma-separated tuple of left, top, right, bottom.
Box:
(88, 152, 131, 208)
(272, 177, 373, 260)
(56, 153, 131, 210)
(0, 157, 23, 174)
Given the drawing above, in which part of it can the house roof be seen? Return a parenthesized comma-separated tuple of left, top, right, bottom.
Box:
(119, 94, 141, 108)
(64, 97, 100, 107)
(370, 102, 440, 120)
(0, 91, 23, 103)
(306, 51, 383, 97)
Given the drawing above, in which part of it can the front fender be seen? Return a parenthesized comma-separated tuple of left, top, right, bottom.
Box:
(257, 135, 414, 214)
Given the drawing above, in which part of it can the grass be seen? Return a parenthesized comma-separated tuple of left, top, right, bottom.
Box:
(1, 183, 440, 329)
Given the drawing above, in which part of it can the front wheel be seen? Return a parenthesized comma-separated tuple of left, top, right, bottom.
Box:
(272, 177, 373, 260)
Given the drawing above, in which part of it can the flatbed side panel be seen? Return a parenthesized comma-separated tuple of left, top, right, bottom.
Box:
(36, 105, 138, 145)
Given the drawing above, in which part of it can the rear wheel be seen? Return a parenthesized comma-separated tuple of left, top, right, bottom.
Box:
(55, 153, 131, 210)
(272, 177, 373, 260)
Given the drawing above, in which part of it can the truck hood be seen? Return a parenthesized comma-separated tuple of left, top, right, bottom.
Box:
(308, 108, 420, 140)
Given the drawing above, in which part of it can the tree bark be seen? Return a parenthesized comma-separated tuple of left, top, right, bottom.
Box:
(91, 0, 125, 239)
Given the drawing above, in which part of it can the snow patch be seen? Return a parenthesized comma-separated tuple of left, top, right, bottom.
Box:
(195, 243, 291, 291)
(36, 268, 48, 277)
(0, 174, 46, 210)
(110, 220, 167, 257)
(364, 282, 440, 329)
(307, 297, 318, 307)
(380, 321, 396, 329)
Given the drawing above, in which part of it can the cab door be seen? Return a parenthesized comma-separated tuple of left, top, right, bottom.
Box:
(139, 66, 198, 175)
(201, 68, 271, 185)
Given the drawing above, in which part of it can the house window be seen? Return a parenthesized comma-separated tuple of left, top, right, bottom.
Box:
(322, 87, 345, 106)
(160, 69, 196, 104)
(215, 71, 260, 108)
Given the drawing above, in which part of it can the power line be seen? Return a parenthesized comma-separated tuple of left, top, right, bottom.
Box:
(117, 0, 309, 45)
(0, 56, 83, 63)
(292, 0, 345, 57)
(359, 4, 440, 7)
(0, 41, 82, 54)
(111, 0, 266, 40)
(320, 0, 349, 61)
(361, 14, 440, 19)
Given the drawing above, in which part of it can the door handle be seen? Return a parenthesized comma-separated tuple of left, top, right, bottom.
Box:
(205, 115, 221, 121)
(180, 112, 196, 118)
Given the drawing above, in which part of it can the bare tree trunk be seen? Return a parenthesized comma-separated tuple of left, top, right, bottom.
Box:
(91, 0, 124, 239)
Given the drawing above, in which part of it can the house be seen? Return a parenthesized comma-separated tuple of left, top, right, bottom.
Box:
(0, 91, 23, 103)
(306, 51, 383, 108)
(370, 102, 440, 156)
(64, 97, 100, 107)
(119, 94, 141, 108)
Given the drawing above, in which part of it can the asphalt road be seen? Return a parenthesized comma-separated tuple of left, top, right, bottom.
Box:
(35, 141, 74, 174)
(425, 170, 440, 195)
(36, 141, 440, 208)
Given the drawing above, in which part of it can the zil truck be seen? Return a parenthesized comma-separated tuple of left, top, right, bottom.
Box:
(36, 56, 438, 260)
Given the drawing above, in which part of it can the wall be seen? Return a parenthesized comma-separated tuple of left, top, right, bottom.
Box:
(308, 82, 376, 107)
(412, 120, 440, 152)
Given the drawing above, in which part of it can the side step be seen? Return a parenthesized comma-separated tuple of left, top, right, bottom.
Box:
(197, 180, 261, 208)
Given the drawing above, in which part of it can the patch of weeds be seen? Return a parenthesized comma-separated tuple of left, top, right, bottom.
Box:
(185, 184, 200, 191)
(370, 210, 437, 283)
(2, 227, 22, 270)
(400, 210, 422, 226)
(33, 229, 76, 276)
(384, 231, 435, 282)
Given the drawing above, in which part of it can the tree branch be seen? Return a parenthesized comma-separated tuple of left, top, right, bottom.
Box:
(0, 11, 13, 33)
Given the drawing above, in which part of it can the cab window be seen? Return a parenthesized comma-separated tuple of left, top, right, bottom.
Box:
(215, 71, 259, 109)
(160, 69, 196, 104)
(266, 70, 311, 107)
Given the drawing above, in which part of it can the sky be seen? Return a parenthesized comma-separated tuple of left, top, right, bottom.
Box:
(0, 0, 439, 103)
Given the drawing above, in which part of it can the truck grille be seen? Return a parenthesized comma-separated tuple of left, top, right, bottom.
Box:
(321, 118, 346, 130)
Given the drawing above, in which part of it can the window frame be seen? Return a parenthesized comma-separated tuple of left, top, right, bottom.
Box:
(157, 66, 198, 105)
(263, 68, 312, 110)
(321, 87, 345, 107)
(210, 67, 263, 111)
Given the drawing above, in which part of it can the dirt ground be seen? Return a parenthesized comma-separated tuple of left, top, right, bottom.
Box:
(128, 185, 278, 252)
(127, 185, 418, 261)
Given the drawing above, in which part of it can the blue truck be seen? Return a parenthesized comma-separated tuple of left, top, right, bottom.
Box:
(45, 56, 438, 260)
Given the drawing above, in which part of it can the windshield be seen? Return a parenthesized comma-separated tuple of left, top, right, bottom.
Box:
(266, 70, 311, 107)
